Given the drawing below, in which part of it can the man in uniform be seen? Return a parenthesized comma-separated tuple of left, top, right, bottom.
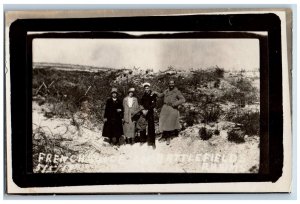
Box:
(139, 82, 157, 149)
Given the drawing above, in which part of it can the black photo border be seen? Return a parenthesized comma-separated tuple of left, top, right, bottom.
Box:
(8, 13, 283, 190)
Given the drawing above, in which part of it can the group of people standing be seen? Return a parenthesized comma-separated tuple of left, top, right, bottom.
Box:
(102, 80, 185, 149)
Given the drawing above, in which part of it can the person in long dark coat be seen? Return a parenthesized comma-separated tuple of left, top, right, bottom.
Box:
(102, 88, 124, 145)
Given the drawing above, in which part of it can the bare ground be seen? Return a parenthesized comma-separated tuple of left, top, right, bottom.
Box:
(33, 102, 260, 173)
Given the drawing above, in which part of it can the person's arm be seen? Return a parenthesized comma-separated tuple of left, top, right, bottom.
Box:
(152, 90, 164, 98)
(133, 98, 141, 114)
(149, 95, 157, 110)
(119, 100, 124, 119)
(123, 98, 126, 110)
(139, 95, 150, 115)
(103, 99, 109, 121)
(172, 90, 186, 107)
(139, 95, 145, 110)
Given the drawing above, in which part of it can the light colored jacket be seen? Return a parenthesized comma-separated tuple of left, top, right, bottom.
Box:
(123, 96, 140, 123)
(159, 87, 186, 107)
(158, 87, 186, 131)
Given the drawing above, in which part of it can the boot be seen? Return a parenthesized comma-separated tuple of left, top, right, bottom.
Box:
(112, 137, 117, 145)
(161, 131, 167, 141)
(165, 132, 171, 145)
(152, 143, 156, 150)
(134, 136, 140, 143)
(139, 130, 147, 144)
(166, 137, 171, 145)
(130, 138, 134, 145)
(173, 130, 179, 137)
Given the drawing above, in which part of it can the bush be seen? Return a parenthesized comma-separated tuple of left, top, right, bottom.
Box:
(232, 111, 259, 136)
(183, 110, 198, 127)
(214, 129, 220, 135)
(188, 68, 222, 89)
(249, 165, 259, 173)
(33, 68, 120, 119)
(235, 77, 253, 93)
(220, 75, 259, 105)
(201, 103, 222, 123)
(227, 129, 245, 143)
(199, 127, 213, 140)
(214, 79, 221, 88)
(214, 67, 225, 78)
(32, 125, 79, 172)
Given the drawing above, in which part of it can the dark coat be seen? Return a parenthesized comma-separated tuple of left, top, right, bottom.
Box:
(102, 97, 124, 138)
(139, 91, 157, 141)
(140, 91, 157, 112)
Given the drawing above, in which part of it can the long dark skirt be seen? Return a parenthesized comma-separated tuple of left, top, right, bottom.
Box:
(102, 120, 123, 139)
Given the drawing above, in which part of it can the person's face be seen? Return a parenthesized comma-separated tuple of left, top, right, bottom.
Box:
(144, 86, 150, 93)
(81, 100, 88, 109)
(128, 92, 133, 97)
(169, 81, 175, 89)
(112, 92, 117, 98)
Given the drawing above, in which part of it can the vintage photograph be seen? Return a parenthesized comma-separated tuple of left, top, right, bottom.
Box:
(31, 33, 261, 173)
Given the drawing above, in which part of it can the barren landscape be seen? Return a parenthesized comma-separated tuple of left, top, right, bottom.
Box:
(32, 63, 260, 173)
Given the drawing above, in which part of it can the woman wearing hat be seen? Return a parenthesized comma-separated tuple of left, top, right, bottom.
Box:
(102, 88, 124, 145)
(122, 87, 140, 144)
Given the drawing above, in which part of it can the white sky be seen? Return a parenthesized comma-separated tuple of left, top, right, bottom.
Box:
(33, 38, 260, 71)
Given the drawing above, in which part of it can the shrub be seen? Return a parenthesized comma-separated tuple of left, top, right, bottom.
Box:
(214, 67, 225, 78)
(199, 127, 213, 140)
(227, 129, 245, 143)
(201, 103, 222, 123)
(220, 75, 259, 105)
(235, 77, 253, 92)
(214, 129, 220, 135)
(214, 79, 221, 88)
(232, 111, 259, 136)
(249, 165, 259, 173)
(222, 89, 259, 105)
(32, 125, 79, 172)
(188, 69, 220, 89)
(183, 110, 198, 127)
(33, 68, 120, 119)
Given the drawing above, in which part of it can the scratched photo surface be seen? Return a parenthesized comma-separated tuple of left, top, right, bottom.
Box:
(32, 34, 261, 173)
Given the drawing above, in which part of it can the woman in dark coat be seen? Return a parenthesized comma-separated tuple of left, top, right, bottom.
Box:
(102, 88, 124, 145)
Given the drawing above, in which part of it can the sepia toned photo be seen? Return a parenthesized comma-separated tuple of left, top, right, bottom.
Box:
(5, 9, 293, 194)
(32, 35, 261, 173)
